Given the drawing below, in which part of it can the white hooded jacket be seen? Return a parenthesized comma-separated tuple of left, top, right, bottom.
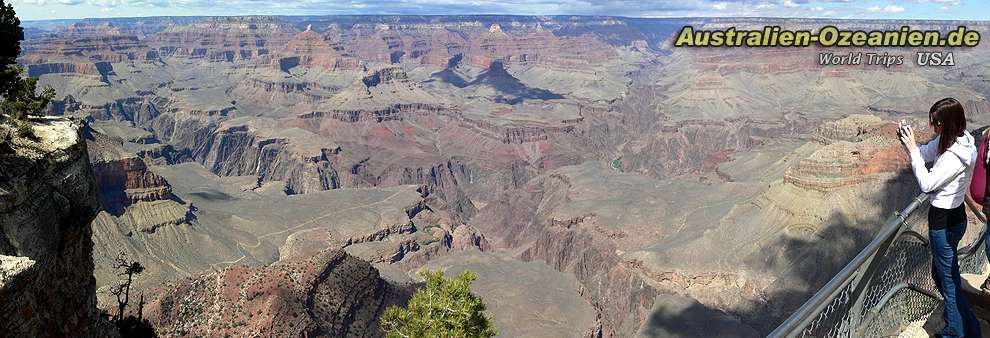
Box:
(908, 130, 978, 209)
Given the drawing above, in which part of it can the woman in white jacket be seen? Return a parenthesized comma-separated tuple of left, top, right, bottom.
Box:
(899, 97, 981, 338)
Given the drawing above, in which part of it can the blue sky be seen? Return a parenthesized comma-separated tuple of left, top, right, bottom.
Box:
(9, 0, 990, 21)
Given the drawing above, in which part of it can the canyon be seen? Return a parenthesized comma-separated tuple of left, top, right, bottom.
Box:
(7, 15, 990, 337)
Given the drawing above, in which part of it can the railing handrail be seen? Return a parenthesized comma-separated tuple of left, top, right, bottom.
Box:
(768, 192, 929, 337)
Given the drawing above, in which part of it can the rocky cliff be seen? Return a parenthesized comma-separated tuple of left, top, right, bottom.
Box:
(275, 27, 361, 71)
(143, 249, 411, 337)
(26, 62, 114, 82)
(471, 171, 656, 336)
(0, 117, 115, 337)
(196, 123, 342, 195)
(21, 22, 155, 65)
(149, 16, 297, 62)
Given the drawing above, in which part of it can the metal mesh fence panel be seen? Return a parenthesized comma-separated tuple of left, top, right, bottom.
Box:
(776, 196, 988, 338)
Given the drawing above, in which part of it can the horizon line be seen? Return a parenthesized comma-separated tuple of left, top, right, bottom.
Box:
(21, 14, 990, 23)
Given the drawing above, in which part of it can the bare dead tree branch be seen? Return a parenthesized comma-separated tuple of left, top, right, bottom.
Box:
(110, 251, 145, 322)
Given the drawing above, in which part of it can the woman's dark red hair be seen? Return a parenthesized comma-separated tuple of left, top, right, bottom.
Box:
(930, 97, 966, 155)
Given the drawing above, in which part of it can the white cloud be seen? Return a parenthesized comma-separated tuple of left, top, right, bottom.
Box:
(867, 3, 908, 13)
(883, 5, 905, 13)
(782, 0, 799, 8)
(712, 2, 727, 10)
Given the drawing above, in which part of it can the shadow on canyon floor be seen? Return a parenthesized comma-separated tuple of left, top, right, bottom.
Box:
(640, 169, 923, 337)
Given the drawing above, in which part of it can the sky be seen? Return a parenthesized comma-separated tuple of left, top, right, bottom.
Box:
(8, 0, 990, 21)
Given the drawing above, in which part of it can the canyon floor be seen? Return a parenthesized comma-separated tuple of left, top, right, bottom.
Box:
(19, 15, 990, 337)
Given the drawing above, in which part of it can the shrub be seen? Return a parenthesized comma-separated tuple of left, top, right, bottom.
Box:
(15, 120, 32, 139)
(380, 269, 496, 338)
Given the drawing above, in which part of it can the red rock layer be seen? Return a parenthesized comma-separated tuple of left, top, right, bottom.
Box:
(784, 115, 924, 192)
(274, 28, 361, 71)
(91, 157, 173, 212)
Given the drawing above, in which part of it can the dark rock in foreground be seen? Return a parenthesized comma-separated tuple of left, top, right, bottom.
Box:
(0, 117, 116, 337)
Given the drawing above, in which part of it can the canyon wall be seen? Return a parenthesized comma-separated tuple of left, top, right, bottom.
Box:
(0, 117, 115, 337)
(471, 172, 657, 337)
(193, 124, 342, 194)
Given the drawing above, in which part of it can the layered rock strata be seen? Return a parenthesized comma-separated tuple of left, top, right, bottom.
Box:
(0, 117, 115, 337)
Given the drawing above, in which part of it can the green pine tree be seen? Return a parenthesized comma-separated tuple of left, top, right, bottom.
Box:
(0, 0, 23, 95)
(380, 269, 497, 338)
(0, 0, 55, 125)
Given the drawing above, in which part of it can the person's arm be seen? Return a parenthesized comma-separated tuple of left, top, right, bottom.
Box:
(917, 137, 939, 164)
(908, 147, 964, 193)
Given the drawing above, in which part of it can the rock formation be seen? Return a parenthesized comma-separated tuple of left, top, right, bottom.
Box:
(91, 156, 174, 211)
(194, 122, 342, 195)
(0, 117, 115, 337)
(785, 115, 912, 192)
(20, 21, 155, 65)
(276, 27, 361, 71)
(143, 249, 411, 337)
(149, 16, 297, 62)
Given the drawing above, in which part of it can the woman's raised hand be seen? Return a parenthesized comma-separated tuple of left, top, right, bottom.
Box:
(898, 122, 918, 153)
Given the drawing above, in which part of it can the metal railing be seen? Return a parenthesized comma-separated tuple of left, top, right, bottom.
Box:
(769, 192, 989, 337)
